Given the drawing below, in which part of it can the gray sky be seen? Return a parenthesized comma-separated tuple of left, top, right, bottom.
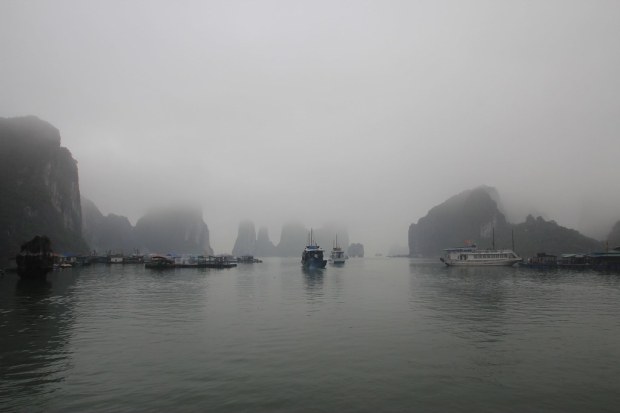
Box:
(2, 0, 619, 254)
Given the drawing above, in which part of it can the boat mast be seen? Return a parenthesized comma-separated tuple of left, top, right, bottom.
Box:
(492, 227, 495, 250)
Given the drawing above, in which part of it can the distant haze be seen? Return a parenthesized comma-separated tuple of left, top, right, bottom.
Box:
(1, 1, 619, 254)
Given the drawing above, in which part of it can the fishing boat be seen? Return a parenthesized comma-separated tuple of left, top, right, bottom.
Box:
(204, 256, 237, 268)
(301, 230, 327, 269)
(328, 235, 346, 265)
(440, 244, 522, 267)
(520, 253, 558, 269)
(557, 253, 591, 269)
(236, 255, 263, 263)
(145, 255, 175, 269)
(175, 255, 208, 268)
(16, 235, 55, 279)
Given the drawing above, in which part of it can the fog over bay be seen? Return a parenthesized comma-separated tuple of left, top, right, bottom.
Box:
(2, 1, 619, 254)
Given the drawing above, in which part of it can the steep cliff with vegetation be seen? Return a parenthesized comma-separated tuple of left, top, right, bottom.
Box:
(512, 215, 602, 258)
(409, 186, 602, 258)
(408, 187, 511, 257)
(0, 116, 88, 266)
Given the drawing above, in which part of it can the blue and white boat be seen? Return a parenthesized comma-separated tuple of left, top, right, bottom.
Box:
(301, 230, 327, 269)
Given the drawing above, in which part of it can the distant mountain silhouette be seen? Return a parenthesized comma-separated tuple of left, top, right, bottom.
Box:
(0, 116, 88, 266)
(513, 215, 602, 258)
(83, 201, 214, 256)
(606, 221, 620, 248)
(232, 220, 350, 257)
(81, 197, 136, 254)
(232, 220, 257, 257)
(256, 226, 277, 257)
(409, 186, 511, 257)
(347, 243, 364, 257)
(134, 206, 213, 255)
(275, 221, 307, 257)
(409, 186, 602, 258)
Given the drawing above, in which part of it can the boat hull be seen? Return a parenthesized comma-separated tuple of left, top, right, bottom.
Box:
(442, 258, 521, 267)
(145, 262, 175, 269)
(441, 247, 522, 267)
(302, 240, 327, 269)
(302, 258, 327, 269)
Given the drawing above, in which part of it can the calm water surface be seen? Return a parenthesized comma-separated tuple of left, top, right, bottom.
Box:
(1, 258, 619, 412)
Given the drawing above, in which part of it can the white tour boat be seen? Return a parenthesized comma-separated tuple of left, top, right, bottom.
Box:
(329, 236, 346, 265)
(440, 245, 522, 267)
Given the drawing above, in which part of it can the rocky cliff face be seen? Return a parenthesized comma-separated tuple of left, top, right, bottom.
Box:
(82, 199, 214, 256)
(231, 221, 347, 258)
(608, 221, 620, 248)
(276, 222, 308, 257)
(409, 186, 511, 257)
(133, 206, 213, 255)
(232, 220, 257, 257)
(0, 116, 88, 265)
(409, 186, 602, 258)
(512, 215, 601, 257)
(81, 197, 137, 254)
(256, 226, 277, 257)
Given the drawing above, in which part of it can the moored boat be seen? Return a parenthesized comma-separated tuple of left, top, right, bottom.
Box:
(302, 230, 327, 269)
(145, 255, 175, 269)
(440, 245, 521, 267)
(237, 255, 262, 263)
(328, 235, 346, 265)
(557, 253, 591, 269)
(16, 235, 55, 279)
(205, 256, 237, 268)
(520, 253, 558, 269)
(589, 247, 620, 271)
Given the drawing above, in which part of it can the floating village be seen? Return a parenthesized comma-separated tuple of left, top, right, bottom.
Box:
(7, 230, 620, 281)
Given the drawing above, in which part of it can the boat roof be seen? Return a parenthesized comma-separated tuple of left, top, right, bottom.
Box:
(444, 247, 516, 253)
(304, 245, 323, 251)
(589, 251, 620, 257)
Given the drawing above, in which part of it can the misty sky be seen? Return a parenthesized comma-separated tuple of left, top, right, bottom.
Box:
(1, 1, 619, 254)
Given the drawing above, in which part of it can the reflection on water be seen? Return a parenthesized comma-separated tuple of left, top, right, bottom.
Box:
(0, 272, 78, 410)
(302, 267, 324, 291)
(1, 259, 619, 412)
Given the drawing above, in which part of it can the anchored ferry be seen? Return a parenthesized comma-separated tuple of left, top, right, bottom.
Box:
(440, 245, 522, 267)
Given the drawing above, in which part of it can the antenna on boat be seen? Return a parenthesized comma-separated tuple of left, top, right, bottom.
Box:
(492, 227, 495, 250)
